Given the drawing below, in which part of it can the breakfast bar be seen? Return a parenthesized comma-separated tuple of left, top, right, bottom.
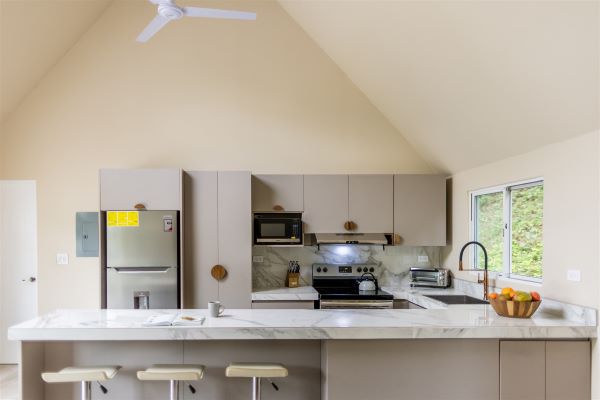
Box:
(9, 306, 596, 400)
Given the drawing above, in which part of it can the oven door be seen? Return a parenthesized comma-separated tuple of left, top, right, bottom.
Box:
(319, 299, 394, 309)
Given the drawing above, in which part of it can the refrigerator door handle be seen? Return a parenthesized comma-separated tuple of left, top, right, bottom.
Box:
(112, 267, 171, 274)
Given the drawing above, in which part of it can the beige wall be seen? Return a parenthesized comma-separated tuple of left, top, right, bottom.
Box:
(443, 131, 599, 307)
(0, 0, 431, 313)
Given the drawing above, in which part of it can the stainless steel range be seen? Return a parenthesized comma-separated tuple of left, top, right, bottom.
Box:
(313, 263, 393, 309)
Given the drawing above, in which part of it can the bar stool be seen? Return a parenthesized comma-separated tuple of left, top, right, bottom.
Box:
(225, 363, 288, 400)
(137, 364, 205, 400)
(41, 365, 121, 400)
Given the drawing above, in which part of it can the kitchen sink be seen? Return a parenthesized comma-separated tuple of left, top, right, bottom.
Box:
(424, 295, 488, 305)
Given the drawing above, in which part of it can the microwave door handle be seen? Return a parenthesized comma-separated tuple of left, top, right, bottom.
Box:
(113, 267, 171, 273)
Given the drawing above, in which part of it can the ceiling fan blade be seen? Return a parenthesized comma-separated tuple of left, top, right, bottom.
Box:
(136, 14, 171, 43)
(183, 7, 256, 20)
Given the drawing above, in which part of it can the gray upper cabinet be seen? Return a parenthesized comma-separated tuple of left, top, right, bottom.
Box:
(100, 168, 181, 211)
(304, 175, 394, 233)
(184, 171, 251, 309)
(303, 175, 349, 233)
(394, 175, 446, 246)
(252, 175, 303, 212)
(349, 175, 393, 233)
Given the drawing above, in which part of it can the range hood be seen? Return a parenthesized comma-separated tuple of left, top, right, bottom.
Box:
(314, 233, 388, 245)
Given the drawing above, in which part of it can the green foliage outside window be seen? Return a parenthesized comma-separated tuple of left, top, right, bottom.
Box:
(474, 183, 543, 279)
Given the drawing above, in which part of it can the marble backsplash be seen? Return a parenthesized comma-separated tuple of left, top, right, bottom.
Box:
(252, 245, 442, 290)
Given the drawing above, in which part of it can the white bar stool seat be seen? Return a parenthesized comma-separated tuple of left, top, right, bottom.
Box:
(226, 363, 288, 400)
(137, 364, 205, 400)
(42, 366, 120, 400)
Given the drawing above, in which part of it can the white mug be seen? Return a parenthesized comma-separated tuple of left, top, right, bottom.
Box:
(208, 301, 225, 317)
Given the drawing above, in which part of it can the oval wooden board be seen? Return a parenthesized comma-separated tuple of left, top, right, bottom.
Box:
(211, 264, 227, 281)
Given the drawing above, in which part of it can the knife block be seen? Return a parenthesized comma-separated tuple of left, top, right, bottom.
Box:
(285, 272, 300, 288)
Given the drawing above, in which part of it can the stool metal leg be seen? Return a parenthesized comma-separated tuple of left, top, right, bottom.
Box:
(169, 380, 179, 400)
(81, 381, 92, 400)
(252, 377, 262, 400)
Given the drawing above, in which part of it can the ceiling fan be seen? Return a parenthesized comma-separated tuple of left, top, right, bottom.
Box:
(136, 0, 257, 43)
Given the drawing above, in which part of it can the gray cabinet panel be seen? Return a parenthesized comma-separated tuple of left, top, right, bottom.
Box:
(303, 175, 348, 233)
(184, 171, 251, 309)
(252, 175, 303, 212)
(100, 169, 181, 211)
(500, 341, 545, 400)
(251, 301, 315, 309)
(218, 171, 252, 308)
(323, 339, 499, 400)
(546, 341, 591, 400)
(183, 171, 219, 308)
(348, 175, 393, 233)
(394, 174, 446, 246)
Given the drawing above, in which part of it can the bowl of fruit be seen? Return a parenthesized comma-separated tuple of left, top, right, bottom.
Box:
(488, 288, 542, 318)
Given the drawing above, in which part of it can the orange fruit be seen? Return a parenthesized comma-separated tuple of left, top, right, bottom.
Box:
(531, 291, 541, 301)
(509, 291, 516, 299)
(489, 293, 498, 300)
(501, 287, 513, 296)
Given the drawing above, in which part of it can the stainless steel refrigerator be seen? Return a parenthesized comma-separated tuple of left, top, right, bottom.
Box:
(105, 210, 179, 309)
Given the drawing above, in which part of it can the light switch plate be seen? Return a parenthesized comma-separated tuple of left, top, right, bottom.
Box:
(418, 255, 429, 263)
(56, 253, 69, 265)
(567, 269, 581, 282)
(252, 256, 264, 263)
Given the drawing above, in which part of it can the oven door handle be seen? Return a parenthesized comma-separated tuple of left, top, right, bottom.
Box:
(320, 300, 393, 309)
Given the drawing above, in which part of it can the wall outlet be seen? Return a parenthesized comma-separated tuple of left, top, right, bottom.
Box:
(567, 269, 581, 282)
(252, 255, 264, 263)
(418, 255, 429, 263)
(56, 253, 69, 265)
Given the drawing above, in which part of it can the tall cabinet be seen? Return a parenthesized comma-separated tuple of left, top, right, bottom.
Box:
(184, 171, 252, 309)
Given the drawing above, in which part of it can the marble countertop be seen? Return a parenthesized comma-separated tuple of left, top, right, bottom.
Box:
(251, 286, 319, 301)
(9, 303, 596, 341)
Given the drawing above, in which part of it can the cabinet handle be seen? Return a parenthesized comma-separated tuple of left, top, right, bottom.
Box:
(344, 221, 355, 231)
(394, 234, 402, 245)
(351, 221, 358, 231)
(273, 205, 284, 211)
(211, 265, 227, 281)
(134, 203, 146, 210)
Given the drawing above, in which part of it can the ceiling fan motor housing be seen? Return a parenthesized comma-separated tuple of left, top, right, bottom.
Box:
(158, 4, 184, 20)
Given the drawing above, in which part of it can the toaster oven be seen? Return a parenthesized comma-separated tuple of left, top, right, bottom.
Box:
(409, 267, 450, 288)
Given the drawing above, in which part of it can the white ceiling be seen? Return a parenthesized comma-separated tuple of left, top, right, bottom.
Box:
(1, 1, 598, 173)
(280, 0, 599, 173)
(0, 0, 111, 121)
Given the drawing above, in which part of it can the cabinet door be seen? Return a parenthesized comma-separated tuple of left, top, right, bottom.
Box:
(251, 301, 314, 309)
(252, 175, 303, 212)
(303, 175, 348, 233)
(546, 341, 590, 400)
(500, 341, 545, 400)
(100, 169, 181, 211)
(394, 175, 446, 246)
(349, 175, 393, 233)
(183, 171, 219, 308)
(218, 171, 252, 308)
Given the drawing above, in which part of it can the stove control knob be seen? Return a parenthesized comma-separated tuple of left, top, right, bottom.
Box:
(369, 267, 375, 273)
(323, 267, 328, 273)
(316, 267, 322, 273)
(357, 267, 362, 273)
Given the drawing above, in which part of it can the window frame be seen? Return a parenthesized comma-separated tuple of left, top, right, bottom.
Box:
(469, 178, 544, 283)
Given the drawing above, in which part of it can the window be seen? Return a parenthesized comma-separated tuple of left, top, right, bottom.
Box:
(471, 179, 544, 282)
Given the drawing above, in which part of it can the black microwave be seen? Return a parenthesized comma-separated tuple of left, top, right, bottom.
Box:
(253, 213, 303, 245)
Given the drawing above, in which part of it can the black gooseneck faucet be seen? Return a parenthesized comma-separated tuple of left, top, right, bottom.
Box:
(458, 241, 489, 300)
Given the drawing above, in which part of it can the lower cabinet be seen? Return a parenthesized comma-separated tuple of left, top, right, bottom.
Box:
(251, 301, 315, 309)
(500, 340, 591, 400)
(322, 340, 591, 400)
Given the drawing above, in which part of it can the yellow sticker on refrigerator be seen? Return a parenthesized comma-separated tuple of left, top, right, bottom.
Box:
(107, 211, 139, 227)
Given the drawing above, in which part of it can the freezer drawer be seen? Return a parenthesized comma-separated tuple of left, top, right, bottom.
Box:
(106, 211, 179, 268)
(107, 267, 179, 309)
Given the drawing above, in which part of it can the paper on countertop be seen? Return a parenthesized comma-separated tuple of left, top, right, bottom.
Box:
(143, 314, 205, 327)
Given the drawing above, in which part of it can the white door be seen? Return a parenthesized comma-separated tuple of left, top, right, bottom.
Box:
(0, 181, 38, 363)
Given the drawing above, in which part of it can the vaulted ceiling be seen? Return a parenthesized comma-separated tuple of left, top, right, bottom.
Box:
(1, 0, 598, 173)
(0, 0, 111, 121)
